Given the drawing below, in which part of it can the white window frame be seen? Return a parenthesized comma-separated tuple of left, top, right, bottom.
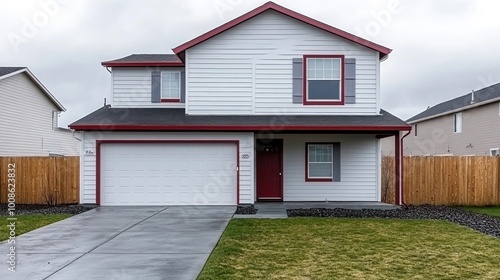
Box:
(160, 71, 181, 100)
(454, 112, 462, 133)
(490, 148, 500, 156)
(305, 57, 342, 102)
(307, 143, 334, 180)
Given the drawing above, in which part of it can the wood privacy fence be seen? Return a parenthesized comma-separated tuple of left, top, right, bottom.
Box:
(0, 157, 79, 204)
(382, 156, 500, 206)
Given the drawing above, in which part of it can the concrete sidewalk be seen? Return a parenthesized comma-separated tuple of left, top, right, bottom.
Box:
(0, 206, 235, 280)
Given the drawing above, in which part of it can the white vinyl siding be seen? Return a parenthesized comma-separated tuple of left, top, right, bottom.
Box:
(0, 73, 79, 156)
(80, 132, 254, 204)
(187, 10, 379, 115)
(111, 67, 185, 108)
(280, 134, 379, 201)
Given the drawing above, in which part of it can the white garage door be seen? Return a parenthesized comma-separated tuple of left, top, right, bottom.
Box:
(100, 143, 237, 205)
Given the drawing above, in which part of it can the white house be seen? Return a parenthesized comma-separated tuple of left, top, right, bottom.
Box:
(0, 67, 79, 156)
(70, 2, 410, 206)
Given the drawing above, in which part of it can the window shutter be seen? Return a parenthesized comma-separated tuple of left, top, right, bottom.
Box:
(333, 143, 341, 182)
(344, 58, 356, 104)
(180, 71, 186, 103)
(151, 71, 161, 103)
(292, 58, 303, 104)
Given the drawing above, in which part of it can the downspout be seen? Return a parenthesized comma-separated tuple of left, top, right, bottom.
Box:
(72, 130, 81, 141)
(400, 130, 411, 208)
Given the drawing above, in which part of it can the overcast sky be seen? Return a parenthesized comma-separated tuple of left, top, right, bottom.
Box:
(2, 0, 499, 128)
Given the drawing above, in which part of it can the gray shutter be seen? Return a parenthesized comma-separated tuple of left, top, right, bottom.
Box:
(333, 143, 341, 182)
(151, 71, 161, 103)
(292, 58, 303, 104)
(180, 71, 186, 103)
(345, 58, 356, 104)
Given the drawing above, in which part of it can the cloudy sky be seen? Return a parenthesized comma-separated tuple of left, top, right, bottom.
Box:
(1, 0, 499, 128)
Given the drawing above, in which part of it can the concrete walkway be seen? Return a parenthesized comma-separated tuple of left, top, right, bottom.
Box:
(234, 202, 399, 218)
(0, 206, 235, 280)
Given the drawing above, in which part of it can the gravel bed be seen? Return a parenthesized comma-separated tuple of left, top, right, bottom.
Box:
(235, 205, 258, 215)
(287, 205, 500, 238)
(0, 204, 95, 216)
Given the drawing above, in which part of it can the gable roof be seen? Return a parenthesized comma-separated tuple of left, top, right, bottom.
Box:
(173, 1, 391, 60)
(0, 67, 25, 77)
(101, 54, 183, 67)
(0, 67, 65, 111)
(69, 106, 410, 132)
(407, 82, 500, 124)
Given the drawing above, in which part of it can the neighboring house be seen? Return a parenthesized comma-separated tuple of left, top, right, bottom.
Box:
(70, 2, 410, 206)
(382, 82, 500, 156)
(0, 67, 79, 156)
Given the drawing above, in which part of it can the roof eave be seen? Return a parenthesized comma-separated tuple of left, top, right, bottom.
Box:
(407, 96, 500, 124)
(101, 61, 184, 67)
(69, 124, 411, 132)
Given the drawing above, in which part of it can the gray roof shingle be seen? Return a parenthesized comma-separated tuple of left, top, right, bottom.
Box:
(0, 67, 25, 77)
(102, 54, 181, 64)
(407, 82, 500, 123)
(70, 106, 409, 131)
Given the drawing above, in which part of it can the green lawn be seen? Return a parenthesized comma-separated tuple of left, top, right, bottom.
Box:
(199, 218, 500, 280)
(462, 207, 500, 217)
(0, 214, 71, 241)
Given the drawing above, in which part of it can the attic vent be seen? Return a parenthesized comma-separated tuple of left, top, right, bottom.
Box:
(490, 148, 500, 156)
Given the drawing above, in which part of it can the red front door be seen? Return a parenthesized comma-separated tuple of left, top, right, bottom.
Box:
(256, 139, 283, 200)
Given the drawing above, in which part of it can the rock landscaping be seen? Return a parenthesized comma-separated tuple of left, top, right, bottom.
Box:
(235, 205, 258, 215)
(0, 204, 95, 216)
(287, 205, 500, 238)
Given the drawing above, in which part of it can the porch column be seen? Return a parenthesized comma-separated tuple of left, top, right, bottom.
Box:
(394, 132, 401, 205)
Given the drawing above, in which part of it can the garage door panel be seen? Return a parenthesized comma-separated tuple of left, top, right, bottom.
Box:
(101, 143, 237, 206)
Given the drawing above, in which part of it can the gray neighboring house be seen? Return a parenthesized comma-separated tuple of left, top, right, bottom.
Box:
(0, 67, 79, 156)
(382, 82, 500, 156)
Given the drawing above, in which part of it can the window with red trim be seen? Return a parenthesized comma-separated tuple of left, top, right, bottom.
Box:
(304, 55, 344, 105)
(306, 143, 334, 182)
(161, 71, 181, 102)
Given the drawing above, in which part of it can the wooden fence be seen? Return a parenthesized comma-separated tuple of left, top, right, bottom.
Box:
(382, 156, 500, 206)
(0, 157, 79, 204)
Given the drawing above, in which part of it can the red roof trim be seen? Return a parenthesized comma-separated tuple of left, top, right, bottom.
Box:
(69, 124, 411, 132)
(101, 61, 184, 67)
(172, 1, 391, 59)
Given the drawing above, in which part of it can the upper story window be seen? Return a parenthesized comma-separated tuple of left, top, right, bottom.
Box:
(454, 112, 462, 133)
(161, 72, 181, 102)
(304, 55, 344, 105)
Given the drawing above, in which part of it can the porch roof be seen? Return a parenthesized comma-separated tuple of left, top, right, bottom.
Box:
(69, 106, 410, 132)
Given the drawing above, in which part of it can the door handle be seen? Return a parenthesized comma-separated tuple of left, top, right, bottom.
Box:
(279, 173, 282, 176)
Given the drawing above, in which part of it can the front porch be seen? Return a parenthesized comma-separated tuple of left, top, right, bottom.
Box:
(235, 201, 399, 218)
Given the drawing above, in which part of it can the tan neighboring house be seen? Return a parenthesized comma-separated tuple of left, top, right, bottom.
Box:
(383, 82, 500, 156)
(0, 67, 79, 156)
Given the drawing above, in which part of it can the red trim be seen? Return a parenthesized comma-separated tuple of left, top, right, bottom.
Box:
(172, 2, 391, 60)
(394, 133, 401, 205)
(101, 61, 184, 67)
(305, 142, 334, 182)
(161, 98, 181, 103)
(95, 140, 240, 206)
(71, 124, 411, 132)
(303, 55, 345, 106)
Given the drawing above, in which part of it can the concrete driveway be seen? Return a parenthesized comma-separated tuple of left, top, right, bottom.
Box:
(0, 206, 235, 280)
